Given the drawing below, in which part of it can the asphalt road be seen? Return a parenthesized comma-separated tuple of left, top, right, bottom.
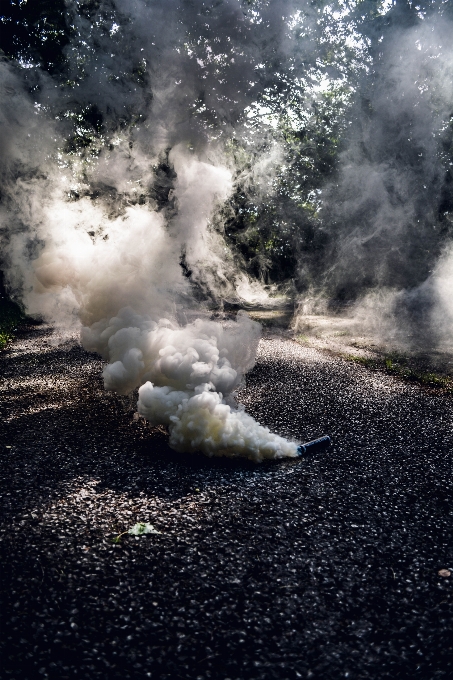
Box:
(1, 324, 452, 680)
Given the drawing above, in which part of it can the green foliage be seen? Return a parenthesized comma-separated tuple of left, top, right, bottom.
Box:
(346, 353, 453, 392)
(0, 0, 70, 73)
(112, 523, 162, 543)
(62, 105, 104, 154)
(223, 81, 350, 285)
(0, 297, 25, 349)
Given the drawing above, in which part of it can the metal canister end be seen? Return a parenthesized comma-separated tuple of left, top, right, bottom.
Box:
(297, 435, 331, 457)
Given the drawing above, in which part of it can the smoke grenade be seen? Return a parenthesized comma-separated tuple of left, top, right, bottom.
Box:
(297, 436, 331, 457)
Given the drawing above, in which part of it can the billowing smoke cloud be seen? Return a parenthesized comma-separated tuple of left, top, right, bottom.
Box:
(82, 307, 296, 460)
(1, 0, 320, 460)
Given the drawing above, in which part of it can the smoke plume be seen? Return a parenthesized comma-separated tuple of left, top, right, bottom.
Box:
(1, 0, 321, 461)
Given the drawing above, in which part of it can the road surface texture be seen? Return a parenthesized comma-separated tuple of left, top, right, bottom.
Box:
(1, 323, 452, 680)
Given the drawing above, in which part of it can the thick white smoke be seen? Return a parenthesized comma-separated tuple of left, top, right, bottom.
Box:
(82, 307, 297, 461)
(0, 0, 310, 461)
(6, 128, 300, 459)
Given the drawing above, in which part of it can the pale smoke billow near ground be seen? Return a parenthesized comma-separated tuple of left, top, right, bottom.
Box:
(1, 324, 452, 680)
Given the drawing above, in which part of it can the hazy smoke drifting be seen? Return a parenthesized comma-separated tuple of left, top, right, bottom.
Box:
(309, 14, 453, 350)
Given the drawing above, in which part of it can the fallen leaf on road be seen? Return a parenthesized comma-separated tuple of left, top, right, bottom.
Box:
(128, 523, 162, 535)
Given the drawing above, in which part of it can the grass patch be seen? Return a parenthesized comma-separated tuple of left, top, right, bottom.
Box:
(0, 297, 26, 349)
(345, 353, 453, 392)
(247, 310, 293, 328)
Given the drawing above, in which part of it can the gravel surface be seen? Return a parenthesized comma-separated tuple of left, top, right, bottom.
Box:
(1, 324, 452, 680)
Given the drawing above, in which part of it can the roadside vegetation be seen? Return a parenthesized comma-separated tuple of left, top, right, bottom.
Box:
(0, 296, 26, 349)
(344, 352, 453, 393)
